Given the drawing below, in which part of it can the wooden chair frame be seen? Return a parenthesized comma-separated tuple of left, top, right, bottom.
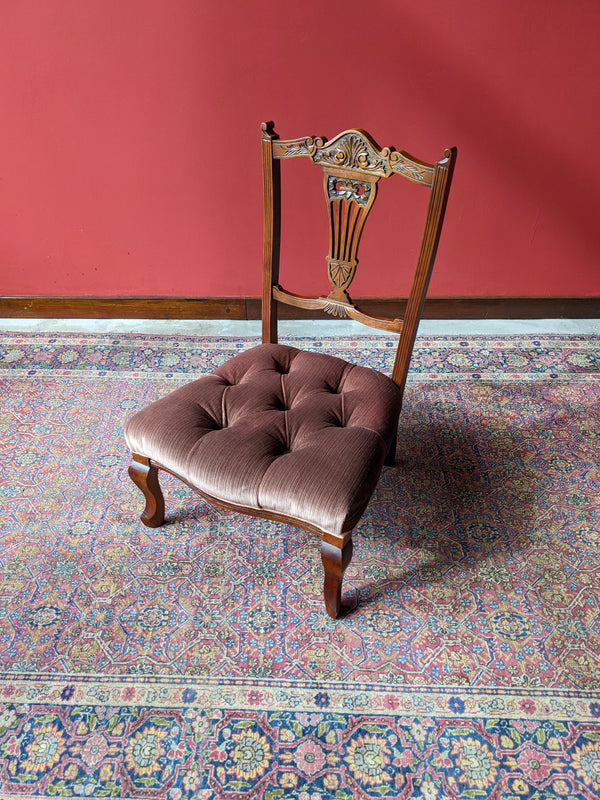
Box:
(127, 122, 456, 618)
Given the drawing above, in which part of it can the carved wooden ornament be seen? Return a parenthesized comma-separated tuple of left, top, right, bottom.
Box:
(263, 122, 456, 351)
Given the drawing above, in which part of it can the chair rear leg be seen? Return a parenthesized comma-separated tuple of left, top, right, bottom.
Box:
(384, 429, 397, 467)
(321, 539, 353, 618)
(128, 454, 165, 528)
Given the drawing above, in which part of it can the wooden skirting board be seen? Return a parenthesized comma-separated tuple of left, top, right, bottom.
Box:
(0, 296, 598, 320)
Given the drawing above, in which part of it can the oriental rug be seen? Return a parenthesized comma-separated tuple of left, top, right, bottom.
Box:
(0, 331, 599, 799)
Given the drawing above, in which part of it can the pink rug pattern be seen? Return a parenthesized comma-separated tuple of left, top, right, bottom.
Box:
(0, 332, 599, 798)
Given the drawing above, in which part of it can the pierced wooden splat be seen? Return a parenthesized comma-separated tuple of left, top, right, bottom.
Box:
(323, 171, 378, 307)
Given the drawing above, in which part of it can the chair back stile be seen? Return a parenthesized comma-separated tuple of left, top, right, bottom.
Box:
(261, 122, 281, 345)
(392, 148, 456, 392)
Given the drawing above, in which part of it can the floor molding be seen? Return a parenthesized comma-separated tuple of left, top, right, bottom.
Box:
(1, 296, 598, 319)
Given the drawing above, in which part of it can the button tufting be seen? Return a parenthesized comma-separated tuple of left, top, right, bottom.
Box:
(125, 340, 404, 557)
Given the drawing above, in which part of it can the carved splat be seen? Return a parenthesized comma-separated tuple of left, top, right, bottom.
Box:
(264, 123, 456, 340)
(323, 170, 378, 305)
(269, 129, 437, 317)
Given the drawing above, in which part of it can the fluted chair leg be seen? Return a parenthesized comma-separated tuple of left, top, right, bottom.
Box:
(321, 539, 353, 618)
(128, 454, 165, 528)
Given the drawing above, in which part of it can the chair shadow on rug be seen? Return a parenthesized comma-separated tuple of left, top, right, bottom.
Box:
(124, 122, 457, 618)
(351, 416, 536, 610)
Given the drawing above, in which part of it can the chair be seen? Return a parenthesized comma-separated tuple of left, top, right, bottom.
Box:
(124, 122, 456, 618)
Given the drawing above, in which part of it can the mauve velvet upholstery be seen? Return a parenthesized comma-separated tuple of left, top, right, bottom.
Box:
(125, 343, 402, 537)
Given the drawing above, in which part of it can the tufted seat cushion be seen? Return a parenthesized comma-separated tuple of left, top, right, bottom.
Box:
(125, 343, 402, 539)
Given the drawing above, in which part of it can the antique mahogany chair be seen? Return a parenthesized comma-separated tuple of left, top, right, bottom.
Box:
(125, 122, 456, 618)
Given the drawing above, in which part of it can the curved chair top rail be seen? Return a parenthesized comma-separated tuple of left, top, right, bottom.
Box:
(264, 121, 443, 186)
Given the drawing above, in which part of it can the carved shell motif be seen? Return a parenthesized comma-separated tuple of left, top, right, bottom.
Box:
(322, 301, 350, 318)
(317, 134, 387, 174)
(328, 261, 353, 289)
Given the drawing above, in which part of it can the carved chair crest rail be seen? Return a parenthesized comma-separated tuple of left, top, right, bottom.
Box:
(124, 122, 456, 618)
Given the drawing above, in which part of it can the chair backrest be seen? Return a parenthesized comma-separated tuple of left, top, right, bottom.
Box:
(261, 121, 456, 397)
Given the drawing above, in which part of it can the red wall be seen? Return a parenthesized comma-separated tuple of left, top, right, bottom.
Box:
(1, 0, 599, 298)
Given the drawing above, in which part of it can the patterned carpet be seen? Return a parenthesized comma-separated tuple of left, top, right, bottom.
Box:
(0, 331, 599, 798)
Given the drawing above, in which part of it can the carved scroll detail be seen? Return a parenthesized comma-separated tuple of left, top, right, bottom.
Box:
(324, 170, 378, 298)
(276, 136, 326, 159)
(315, 133, 389, 175)
(327, 176, 371, 205)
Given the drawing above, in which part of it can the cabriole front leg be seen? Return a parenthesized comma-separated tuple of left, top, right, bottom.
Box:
(128, 454, 165, 528)
(321, 539, 353, 619)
